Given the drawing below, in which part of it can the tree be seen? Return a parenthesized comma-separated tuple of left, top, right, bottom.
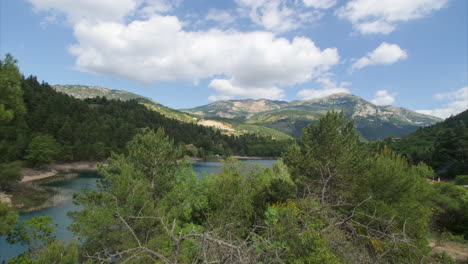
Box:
(283, 111, 433, 263)
(68, 128, 196, 260)
(0, 161, 23, 189)
(25, 135, 61, 168)
(283, 111, 366, 202)
(0, 202, 18, 236)
(0, 54, 25, 122)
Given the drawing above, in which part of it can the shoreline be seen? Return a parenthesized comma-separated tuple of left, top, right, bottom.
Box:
(20, 161, 101, 183)
(19, 157, 276, 183)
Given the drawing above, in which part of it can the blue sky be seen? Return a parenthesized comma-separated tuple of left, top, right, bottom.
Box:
(1, 0, 466, 118)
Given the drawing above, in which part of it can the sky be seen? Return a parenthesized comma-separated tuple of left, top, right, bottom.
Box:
(0, 0, 467, 118)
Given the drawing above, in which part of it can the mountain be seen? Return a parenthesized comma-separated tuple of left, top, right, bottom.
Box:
(183, 93, 442, 140)
(53, 85, 292, 140)
(389, 109, 468, 178)
(53, 85, 196, 123)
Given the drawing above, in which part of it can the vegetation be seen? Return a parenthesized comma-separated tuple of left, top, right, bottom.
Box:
(0, 54, 292, 188)
(388, 110, 468, 179)
(184, 93, 441, 140)
(25, 135, 61, 168)
(1, 55, 466, 263)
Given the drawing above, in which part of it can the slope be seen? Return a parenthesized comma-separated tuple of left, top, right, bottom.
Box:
(53, 85, 291, 139)
(184, 93, 442, 140)
(389, 109, 468, 178)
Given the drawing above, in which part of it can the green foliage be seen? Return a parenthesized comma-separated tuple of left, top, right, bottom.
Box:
(6, 216, 57, 263)
(265, 200, 342, 264)
(353, 149, 433, 262)
(283, 111, 365, 200)
(201, 159, 294, 236)
(430, 182, 468, 239)
(283, 111, 434, 262)
(0, 202, 18, 236)
(25, 135, 61, 168)
(7, 216, 56, 248)
(455, 175, 468, 185)
(0, 54, 25, 122)
(69, 128, 203, 260)
(0, 161, 23, 188)
(0, 73, 289, 165)
(389, 110, 468, 178)
(32, 240, 79, 264)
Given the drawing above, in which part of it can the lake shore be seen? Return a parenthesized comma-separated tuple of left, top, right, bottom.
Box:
(18, 157, 276, 183)
(21, 161, 101, 183)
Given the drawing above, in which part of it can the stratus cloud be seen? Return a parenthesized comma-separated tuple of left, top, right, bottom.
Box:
(298, 77, 351, 100)
(351, 42, 407, 70)
(417, 87, 468, 119)
(336, 0, 447, 34)
(236, 0, 322, 33)
(371, 90, 396, 105)
(206, 9, 235, 25)
(29, 0, 179, 23)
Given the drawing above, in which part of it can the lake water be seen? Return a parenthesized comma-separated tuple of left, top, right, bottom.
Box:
(0, 159, 276, 262)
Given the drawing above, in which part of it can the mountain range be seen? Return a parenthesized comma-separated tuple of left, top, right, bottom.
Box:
(53, 85, 442, 141)
(183, 93, 441, 140)
(52, 85, 292, 140)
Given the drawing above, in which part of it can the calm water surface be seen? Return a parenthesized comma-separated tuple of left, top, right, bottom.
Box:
(0, 159, 276, 261)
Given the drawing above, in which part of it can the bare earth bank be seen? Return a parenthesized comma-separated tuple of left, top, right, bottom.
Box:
(20, 161, 101, 183)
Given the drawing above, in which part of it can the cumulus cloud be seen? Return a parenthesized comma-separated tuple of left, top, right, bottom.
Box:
(371, 90, 396, 105)
(336, 0, 447, 34)
(29, 0, 340, 101)
(236, 0, 323, 33)
(303, 0, 337, 9)
(208, 79, 285, 101)
(351, 42, 407, 70)
(298, 77, 351, 100)
(417, 87, 468, 118)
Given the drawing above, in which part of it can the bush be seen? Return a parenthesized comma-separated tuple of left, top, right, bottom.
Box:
(455, 175, 468, 185)
(25, 135, 61, 168)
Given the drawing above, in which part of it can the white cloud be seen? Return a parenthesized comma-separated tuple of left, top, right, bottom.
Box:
(30, 0, 340, 101)
(303, 0, 337, 9)
(351, 42, 407, 70)
(417, 87, 468, 118)
(298, 77, 350, 100)
(336, 0, 447, 34)
(29, 0, 178, 23)
(236, 0, 323, 33)
(205, 9, 235, 25)
(371, 90, 396, 105)
(208, 79, 285, 100)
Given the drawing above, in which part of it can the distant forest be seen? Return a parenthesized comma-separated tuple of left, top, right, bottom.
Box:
(387, 110, 468, 179)
(0, 75, 292, 166)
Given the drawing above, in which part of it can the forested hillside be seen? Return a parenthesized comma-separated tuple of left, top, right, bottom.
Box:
(389, 110, 468, 178)
(1, 55, 467, 264)
(0, 71, 291, 169)
(53, 85, 292, 139)
(3, 111, 466, 263)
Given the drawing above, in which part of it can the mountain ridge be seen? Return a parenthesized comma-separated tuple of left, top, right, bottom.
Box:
(183, 93, 442, 140)
(52, 85, 293, 140)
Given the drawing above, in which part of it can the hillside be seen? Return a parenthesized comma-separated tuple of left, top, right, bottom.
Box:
(389, 109, 468, 178)
(53, 85, 196, 123)
(53, 85, 291, 140)
(184, 93, 442, 140)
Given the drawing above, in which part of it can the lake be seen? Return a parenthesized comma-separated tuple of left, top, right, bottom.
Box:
(0, 159, 277, 262)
